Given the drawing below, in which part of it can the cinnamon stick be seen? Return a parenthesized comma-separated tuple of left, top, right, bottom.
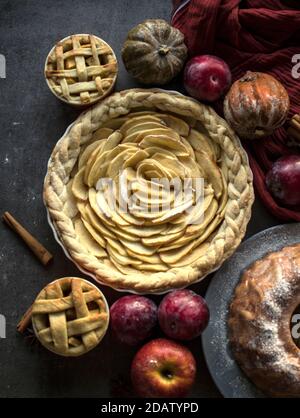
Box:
(288, 114, 300, 143)
(17, 305, 33, 334)
(2, 211, 53, 266)
(288, 127, 300, 142)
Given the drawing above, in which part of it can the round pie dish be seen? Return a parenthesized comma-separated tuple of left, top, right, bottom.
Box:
(45, 34, 118, 107)
(32, 277, 109, 357)
(44, 88, 254, 294)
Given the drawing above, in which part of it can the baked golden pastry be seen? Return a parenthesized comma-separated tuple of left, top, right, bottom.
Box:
(45, 34, 117, 106)
(229, 244, 300, 397)
(44, 89, 254, 293)
(32, 277, 109, 356)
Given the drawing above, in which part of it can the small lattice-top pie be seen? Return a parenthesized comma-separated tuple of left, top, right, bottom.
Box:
(32, 277, 109, 356)
(45, 34, 118, 106)
(44, 89, 254, 293)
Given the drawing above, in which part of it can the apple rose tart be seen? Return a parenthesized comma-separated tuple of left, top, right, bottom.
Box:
(44, 89, 254, 293)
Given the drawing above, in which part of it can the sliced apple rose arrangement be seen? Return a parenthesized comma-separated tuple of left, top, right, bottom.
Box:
(44, 89, 253, 293)
(72, 111, 227, 274)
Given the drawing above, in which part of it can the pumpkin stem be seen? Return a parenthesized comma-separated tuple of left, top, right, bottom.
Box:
(158, 46, 170, 56)
(240, 71, 258, 83)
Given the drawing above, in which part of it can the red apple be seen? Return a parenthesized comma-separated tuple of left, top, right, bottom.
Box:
(158, 289, 209, 340)
(131, 338, 196, 398)
(184, 55, 232, 102)
(110, 295, 157, 346)
(266, 155, 300, 206)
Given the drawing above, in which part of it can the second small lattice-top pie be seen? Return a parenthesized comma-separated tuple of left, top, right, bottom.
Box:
(32, 277, 109, 357)
(45, 34, 118, 106)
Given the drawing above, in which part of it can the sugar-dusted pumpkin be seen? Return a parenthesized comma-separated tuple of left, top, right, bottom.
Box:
(122, 19, 187, 85)
(224, 71, 290, 139)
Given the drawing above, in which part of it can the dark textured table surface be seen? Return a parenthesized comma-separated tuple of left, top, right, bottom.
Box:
(0, 0, 279, 398)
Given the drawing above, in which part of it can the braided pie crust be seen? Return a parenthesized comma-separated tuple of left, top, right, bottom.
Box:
(44, 89, 254, 293)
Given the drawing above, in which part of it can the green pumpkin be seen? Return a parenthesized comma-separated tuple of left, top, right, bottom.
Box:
(122, 19, 188, 85)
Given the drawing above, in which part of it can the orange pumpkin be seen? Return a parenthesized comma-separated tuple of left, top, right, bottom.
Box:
(224, 71, 290, 139)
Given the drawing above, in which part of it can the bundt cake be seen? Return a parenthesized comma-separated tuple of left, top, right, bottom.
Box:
(228, 243, 300, 397)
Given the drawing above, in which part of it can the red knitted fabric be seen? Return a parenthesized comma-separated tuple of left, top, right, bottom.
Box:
(172, 0, 300, 221)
